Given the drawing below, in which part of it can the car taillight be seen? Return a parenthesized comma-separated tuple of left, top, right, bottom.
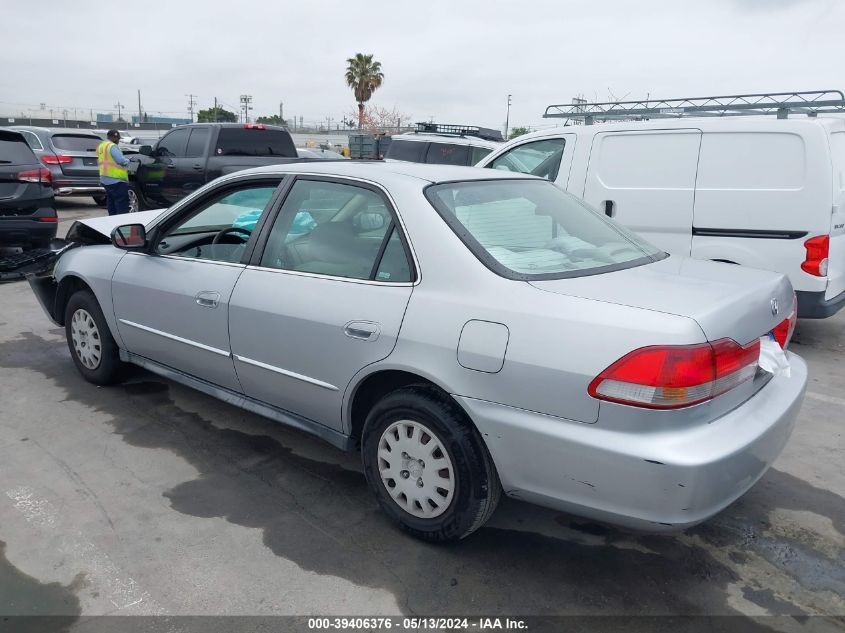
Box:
(18, 168, 52, 183)
(801, 235, 829, 277)
(35, 216, 58, 222)
(588, 338, 761, 409)
(771, 295, 798, 349)
(41, 155, 73, 165)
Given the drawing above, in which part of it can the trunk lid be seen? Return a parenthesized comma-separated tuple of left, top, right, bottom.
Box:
(530, 256, 794, 345)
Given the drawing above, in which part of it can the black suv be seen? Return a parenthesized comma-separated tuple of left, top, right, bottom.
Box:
(0, 129, 57, 249)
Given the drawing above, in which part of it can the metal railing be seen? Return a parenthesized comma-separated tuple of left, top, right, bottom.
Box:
(544, 90, 845, 124)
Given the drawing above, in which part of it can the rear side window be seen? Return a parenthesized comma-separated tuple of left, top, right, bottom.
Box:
(0, 133, 38, 165)
(471, 146, 493, 164)
(19, 130, 44, 151)
(215, 128, 296, 157)
(385, 139, 426, 163)
(50, 134, 101, 152)
(489, 138, 566, 180)
(185, 128, 209, 158)
(426, 142, 470, 166)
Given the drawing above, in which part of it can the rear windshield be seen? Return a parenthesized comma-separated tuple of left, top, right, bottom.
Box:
(426, 179, 665, 280)
(215, 128, 296, 157)
(51, 134, 101, 152)
(0, 133, 38, 165)
(385, 139, 426, 162)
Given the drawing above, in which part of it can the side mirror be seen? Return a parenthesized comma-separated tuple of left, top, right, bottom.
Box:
(139, 145, 154, 156)
(111, 224, 147, 250)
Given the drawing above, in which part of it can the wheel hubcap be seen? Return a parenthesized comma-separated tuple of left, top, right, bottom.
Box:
(377, 420, 455, 518)
(70, 308, 102, 370)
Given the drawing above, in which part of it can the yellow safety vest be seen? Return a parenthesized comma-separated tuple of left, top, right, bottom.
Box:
(97, 141, 128, 181)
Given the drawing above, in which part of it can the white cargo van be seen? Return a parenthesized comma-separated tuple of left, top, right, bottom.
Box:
(478, 92, 845, 318)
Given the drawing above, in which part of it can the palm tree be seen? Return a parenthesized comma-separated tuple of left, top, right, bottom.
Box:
(345, 53, 384, 129)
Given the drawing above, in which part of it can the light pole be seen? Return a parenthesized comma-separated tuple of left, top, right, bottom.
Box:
(239, 94, 253, 123)
(505, 94, 512, 140)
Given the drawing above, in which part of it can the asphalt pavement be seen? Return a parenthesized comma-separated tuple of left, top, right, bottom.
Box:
(0, 198, 843, 631)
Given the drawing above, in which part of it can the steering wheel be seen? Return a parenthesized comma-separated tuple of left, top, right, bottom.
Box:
(210, 226, 251, 260)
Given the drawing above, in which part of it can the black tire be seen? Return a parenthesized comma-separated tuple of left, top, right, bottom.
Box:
(128, 184, 145, 213)
(92, 195, 107, 207)
(64, 290, 125, 385)
(361, 386, 501, 542)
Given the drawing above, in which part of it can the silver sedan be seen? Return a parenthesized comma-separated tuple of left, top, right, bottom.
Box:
(29, 162, 807, 541)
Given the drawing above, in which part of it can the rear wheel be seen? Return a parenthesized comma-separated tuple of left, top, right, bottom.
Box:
(128, 185, 144, 213)
(92, 194, 107, 207)
(361, 387, 501, 542)
(64, 290, 125, 385)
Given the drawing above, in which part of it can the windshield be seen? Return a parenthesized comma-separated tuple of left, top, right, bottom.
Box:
(425, 179, 665, 280)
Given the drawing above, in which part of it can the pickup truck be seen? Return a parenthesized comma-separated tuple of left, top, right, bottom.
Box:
(128, 123, 307, 212)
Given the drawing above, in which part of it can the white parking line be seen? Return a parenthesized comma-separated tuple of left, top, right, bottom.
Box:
(805, 391, 845, 407)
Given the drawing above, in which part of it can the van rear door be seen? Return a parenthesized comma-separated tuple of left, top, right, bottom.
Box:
(581, 129, 701, 256)
(827, 131, 845, 301)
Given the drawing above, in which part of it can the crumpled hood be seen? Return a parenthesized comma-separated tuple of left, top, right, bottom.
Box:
(530, 256, 794, 345)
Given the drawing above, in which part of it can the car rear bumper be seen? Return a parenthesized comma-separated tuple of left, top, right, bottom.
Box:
(52, 176, 104, 197)
(457, 352, 807, 532)
(0, 212, 58, 245)
(796, 288, 845, 318)
(55, 186, 105, 196)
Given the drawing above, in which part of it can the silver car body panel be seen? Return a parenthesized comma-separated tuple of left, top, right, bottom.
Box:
(47, 161, 807, 530)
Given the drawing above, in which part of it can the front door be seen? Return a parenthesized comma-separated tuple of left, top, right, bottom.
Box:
(486, 134, 576, 187)
(136, 127, 202, 206)
(111, 178, 282, 391)
(229, 177, 415, 431)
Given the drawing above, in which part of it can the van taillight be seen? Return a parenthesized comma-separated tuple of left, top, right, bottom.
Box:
(771, 295, 798, 349)
(588, 338, 760, 409)
(801, 235, 829, 277)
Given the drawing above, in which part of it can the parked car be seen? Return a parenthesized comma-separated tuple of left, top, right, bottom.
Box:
(127, 123, 310, 213)
(477, 111, 845, 318)
(11, 126, 106, 206)
(0, 129, 57, 250)
(28, 162, 806, 541)
(384, 122, 502, 166)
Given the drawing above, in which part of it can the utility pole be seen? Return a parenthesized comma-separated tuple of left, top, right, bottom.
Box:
(505, 94, 512, 140)
(279, 101, 284, 122)
(186, 94, 197, 123)
(239, 94, 253, 123)
(214, 97, 218, 122)
(114, 101, 124, 122)
(137, 89, 142, 124)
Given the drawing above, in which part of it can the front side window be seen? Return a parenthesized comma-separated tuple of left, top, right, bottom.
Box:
(489, 138, 566, 181)
(156, 183, 278, 262)
(157, 128, 189, 157)
(260, 179, 412, 282)
(425, 142, 470, 166)
(426, 179, 664, 279)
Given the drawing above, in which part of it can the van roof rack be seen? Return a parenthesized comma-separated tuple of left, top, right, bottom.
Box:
(414, 122, 503, 142)
(544, 90, 845, 124)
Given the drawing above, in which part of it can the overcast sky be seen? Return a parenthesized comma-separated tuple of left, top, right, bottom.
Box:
(1, 0, 842, 130)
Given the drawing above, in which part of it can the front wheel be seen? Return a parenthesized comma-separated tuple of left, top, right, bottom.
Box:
(64, 290, 125, 385)
(128, 184, 144, 213)
(361, 387, 501, 542)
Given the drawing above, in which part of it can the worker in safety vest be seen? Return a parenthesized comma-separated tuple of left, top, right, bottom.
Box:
(96, 130, 131, 215)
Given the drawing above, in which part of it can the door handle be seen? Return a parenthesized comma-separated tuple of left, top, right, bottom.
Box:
(192, 164, 203, 170)
(195, 291, 220, 308)
(602, 200, 616, 218)
(343, 321, 381, 341)
(165, 162, 176, 169)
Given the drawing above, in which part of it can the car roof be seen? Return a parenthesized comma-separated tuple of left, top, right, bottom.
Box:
(241, 160, 539, 185)
(9, 125, 101, 136)
(390, 133, 502, 149)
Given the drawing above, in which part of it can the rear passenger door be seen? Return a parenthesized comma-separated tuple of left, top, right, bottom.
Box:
(228, 177, 415, 432)
(581, 129, 701, 255)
